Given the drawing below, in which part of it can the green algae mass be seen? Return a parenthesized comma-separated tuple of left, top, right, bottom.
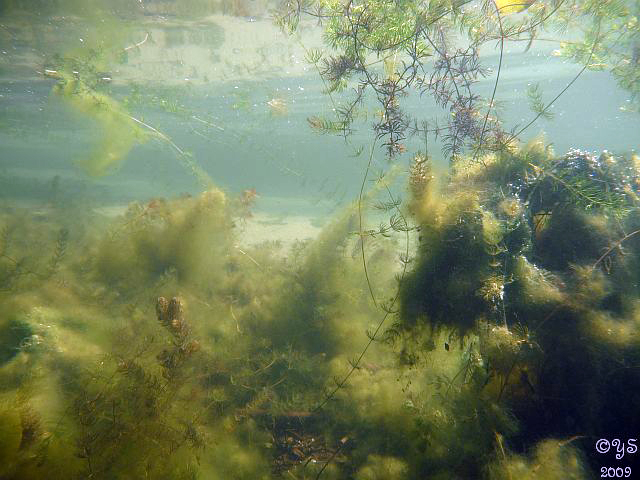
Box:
(1, 142, 638, 478)
(1, 0, 640, 478)
(53, 75, 147, 176)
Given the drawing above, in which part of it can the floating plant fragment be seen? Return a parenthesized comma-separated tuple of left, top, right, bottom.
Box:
(52, 74, 147, 176)
(267, 97, 288, 116)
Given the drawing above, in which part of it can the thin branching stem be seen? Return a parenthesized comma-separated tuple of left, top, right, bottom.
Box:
(513, 20, 602, 139)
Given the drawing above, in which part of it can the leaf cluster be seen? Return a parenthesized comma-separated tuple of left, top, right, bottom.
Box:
(524, 149, 638, 217)
(47, 227, 69, 277)
(525, 83, 554, 121)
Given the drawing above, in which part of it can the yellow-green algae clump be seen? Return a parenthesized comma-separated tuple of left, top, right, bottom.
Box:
(53, 74, 147, 177)
(1, 142, 640, 478)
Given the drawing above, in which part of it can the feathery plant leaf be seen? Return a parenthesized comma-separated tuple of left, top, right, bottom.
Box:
(526, 83, 554, 120)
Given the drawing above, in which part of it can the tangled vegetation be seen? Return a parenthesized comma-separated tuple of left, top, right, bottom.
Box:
(1, 0, 639, 479)
(4, 140, 639, 479)
(277, 0, 640, 159)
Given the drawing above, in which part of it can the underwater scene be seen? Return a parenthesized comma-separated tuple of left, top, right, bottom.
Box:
(1, 0, 640, 478)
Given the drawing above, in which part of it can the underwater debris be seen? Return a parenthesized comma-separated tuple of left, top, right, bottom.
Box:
(272, 429, 343, 475)
(267, 97, 287, 116)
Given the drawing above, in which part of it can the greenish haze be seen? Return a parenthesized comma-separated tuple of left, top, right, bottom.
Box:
(1, 0, 639, 479)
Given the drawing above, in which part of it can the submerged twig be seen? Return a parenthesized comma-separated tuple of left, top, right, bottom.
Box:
(123, 32, 149, 52)
(235, 245, 262, 268)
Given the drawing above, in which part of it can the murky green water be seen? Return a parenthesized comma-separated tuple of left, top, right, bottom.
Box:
(1, 1, 639, 479)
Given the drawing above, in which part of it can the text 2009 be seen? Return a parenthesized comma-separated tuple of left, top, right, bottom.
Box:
(601, 467, 631, 477)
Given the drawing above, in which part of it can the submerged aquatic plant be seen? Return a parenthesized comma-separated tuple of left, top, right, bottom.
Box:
(51, 70, 147, 176)
(155, 297, 200, 378)
(524, 148, 637, 216)
(273, 1, 640, 431)
(276, 0, 636, 164)
(1, 1, 640, 479)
